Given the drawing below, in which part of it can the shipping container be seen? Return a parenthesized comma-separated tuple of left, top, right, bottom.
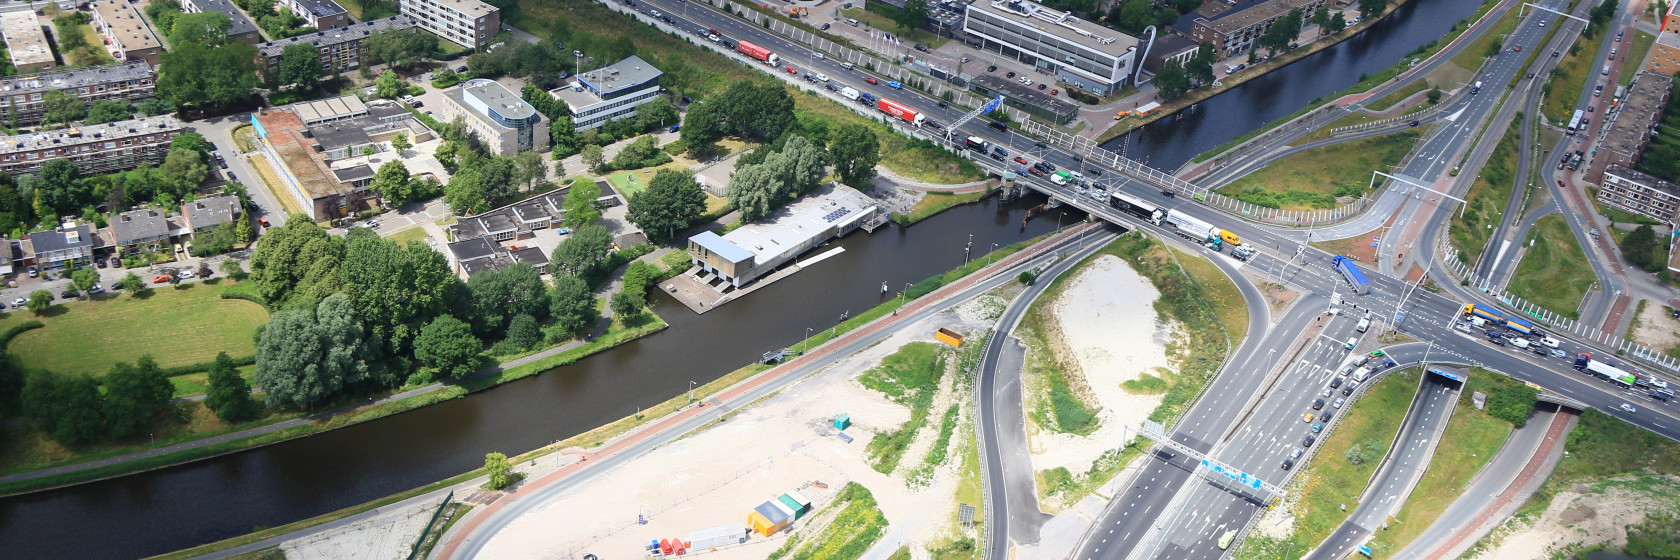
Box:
(768, 497, 797, 520)
(936, 327, 964, 347)
(778, 494, 805, 518)
(689, 524, 747, 550)
(787, 489, 815, 510)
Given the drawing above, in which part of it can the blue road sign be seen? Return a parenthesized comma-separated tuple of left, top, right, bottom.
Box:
(982, 95, 1005, 114)
(1359, 545, 1373, 556)
(1249, 478, 1263, 490)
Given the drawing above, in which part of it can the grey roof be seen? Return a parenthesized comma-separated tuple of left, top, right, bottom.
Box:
(184, 196, 242, 230)
(289, 0, 347, 19)
(27, 224, 94, 253)
(289, 96, 368, 124)
(366, 100, 412, 120)
(458, 79, 537, 120)
(257, 16, 417, 58)
(110, 208, 169, 244)
(0, 115, 183, 156)
(511, 201, 549, 223)
(451, 217, 489, 240)
(972, 74, 1078, 115)
(1142, 34, 1199, 74)
(478, 211, 517, 234)
(461, 255, 513, 275)
(575, 55, 664, 98)
(0, 62, 153, 97)
(2, 11, 54, 68)
(510, 246, 548, 267)
(332, 164, 375, 182)
(448, 237, 497, 262)
(690, 230, 753, 264)
(310, 117, 376, 151)
(187, 0, 260, 37)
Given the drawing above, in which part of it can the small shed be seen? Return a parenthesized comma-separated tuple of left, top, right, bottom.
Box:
(751, 501, 791, 536)
(768, 497, 798, 520)
(689, 523, 747, 550)
(777, 494, 806, 518)
(833, 414, 851, 430)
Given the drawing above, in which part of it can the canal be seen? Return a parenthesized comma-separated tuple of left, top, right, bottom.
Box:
(1103, 0, 1488, 171)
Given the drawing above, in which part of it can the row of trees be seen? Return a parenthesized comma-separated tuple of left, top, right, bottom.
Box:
(521, 84, 680, 160)
(0, 133, 215, 237)
(437, 118, 554, 213)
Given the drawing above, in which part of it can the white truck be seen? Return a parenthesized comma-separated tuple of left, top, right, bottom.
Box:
(840, 86, 860, 101)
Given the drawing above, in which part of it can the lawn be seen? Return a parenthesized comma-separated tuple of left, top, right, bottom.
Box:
(169, 364, 258, 398)
(1448, 118, 1520, 266)
(1617, 31, 1656, 86)
(69, 25, 114, 67)
(1361, 373, 1514, 558)
(1171, 246, 1250, 344)
(1220, 131, 1420, 211)
(841, 7, 948, 49)
(897, 189, 990, 225)
(1450, 5, 1519, 72)
(605, 160, 689, 198)
(1364, 80, 1431, 112)
(1253, 370, 1419, 557)
(1542, 35, 1604, 125)
(0, 280, 268, 375)
(383, 226, 430, 245)
(1507, 215, 1595, 319)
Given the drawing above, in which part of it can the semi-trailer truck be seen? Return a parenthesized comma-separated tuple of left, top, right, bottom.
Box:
(1165, 209, 1224, 249)
(1332, 255, 1371, 295)
(736, 41, 779, 66)
(1585, 360, 1635, 387)
(876, 98, 925, 126)
(1109, 191, 1164, 225)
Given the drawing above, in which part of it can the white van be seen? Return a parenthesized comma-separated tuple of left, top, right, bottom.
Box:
(1512, 338, 1531, 349)
(1541, 337, 1560, 348)
(1353, 366, 1372, 382)
(1357, 318, 1370, 332)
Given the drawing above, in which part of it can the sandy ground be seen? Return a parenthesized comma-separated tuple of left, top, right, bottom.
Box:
(280, 496, 447, 560)
(1030, 255, 1172, 475)
(1628, 300, 1680, 353)
(1473, 476, 1680, 559)
(1244, 271, 1302, 320)
(472, 304, 997, 560)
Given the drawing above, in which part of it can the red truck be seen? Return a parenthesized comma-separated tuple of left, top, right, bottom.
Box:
(876, 98, 925, 126)
(736, 41, 779, 66)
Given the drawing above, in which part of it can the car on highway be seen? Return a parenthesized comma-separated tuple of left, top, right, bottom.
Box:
(865, 76, 879, 85)
(826, 83, 839, 92)
(1312, 423, 1324, 433)
(1312, 399, 1325, 410)
(1410, 120, 1420, 127)
(1342, 385, 1354, 396)
(1027, 167, 1045, 177)
(1551, 349, 1568, 359)
(1161, 190, 1176, 197)
(1620, 403, 1638, 413)
(1332, 397, 1345, 409)
(1302, 434, 1316, 447)
(1320, 388, 1333, 398)
(1281, 458, 1295, 470)
(815, 73, 828, 82)
(1511, 45, 1521, 52)
(888, 80, 902, 89)
(1537, 20, 1545, 26)
(1014, 156, 1028, 164)
(784, 65, 798, 74)
(1345, 337, 1358, 350)
(1319, 410, 1333, 422)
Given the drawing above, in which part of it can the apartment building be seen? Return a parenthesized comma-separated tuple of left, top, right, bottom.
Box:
(0, 62, 156, 127)
(182, 0, 263, 44)
(399, 0, 498, 49)
(549, 55, 664, 131)
(280, 0, 350, 30)
(1589, 71, 1671, 183)
(0, 115, 184, 176)
(1, 12, 54, 73)
(256, 16, 418, 80)
(1600, 165, 1680, 224)
(90, 0, 163, 66)
(962, 0, 1140, 96)
(1190, 0, 1326, 58)
(439, 79, 547, 156)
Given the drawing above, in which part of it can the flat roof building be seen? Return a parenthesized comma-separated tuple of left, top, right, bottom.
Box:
(1190, 0, 1325, 58)
(289, 95, 369, 125)
(280, 0, 350, 30)
(182, 0, 263, 44)
(90, 0, 162, 66)
(550, 55, 665, 131)
(0, 62, 157, 126)
(253, 108, 366, 221)
(1, 12, 54, 73)
(962, 0, 1141, 96)
(687, 184, 878, 288)
(440, 79, 548, 156)
(1647, 29, 1680, 76)
(250, 99, 433, 220)
(1589, 71, 1671, 183)
(1141, 34, 1200, 76)
(256, 16, 417, 80)
(1600, 164, 1680, 225)
(970, 73, 1079, 124)
(400, 0, 498, 49)
(0, 115, 183, 176)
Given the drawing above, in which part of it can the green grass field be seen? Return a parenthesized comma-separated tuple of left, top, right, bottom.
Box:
(1451, 6, 1519, 72)
(1364, 80, 1431, 112)
(383, 226, 430, 245)
(606, 161, 688, 198)
(898, 190, 989, 225)
(1542, 36, 1604, 125)
(0, 280, 268, 375)
(1507, 215, 1595, 318)
(1220, 131, 1420, 211)
(1449, 119, 1520, 266)
(1617, 31, 1656, 86)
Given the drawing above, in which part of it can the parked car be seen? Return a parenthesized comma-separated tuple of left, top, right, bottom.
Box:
(87, 284, 104, 295)
(56, 290, 73, 300)
(26, 266, 37, 278)
(152, 274, 172, 283)
(1014, 156, 1028, 164)
(11, 298, 27, 307)
(177, 270, 195, 279)
(820, 22, 830, 29)
(258, 217, 271, 228)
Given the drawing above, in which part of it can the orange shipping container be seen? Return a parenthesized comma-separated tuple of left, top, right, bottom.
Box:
(748, 511, 777, 536)
(936, 327, 965, 348)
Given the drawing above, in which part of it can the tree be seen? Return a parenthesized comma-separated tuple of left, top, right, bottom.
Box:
(548, 275, 598, 335)
(635, 97, 679, 131)
(71, 268, 99, 295)
(515, 151, 547, 191)
(137, 98, 176, 116)
(24, 372, 106, 445)
(562, 180, 603, 229)
(42, 90, 87, 128)
(1427, 87, 1443, 104)
(504, 313, 542, 350)
(170, 11, 232, 46)
(627, 169, 708, 244)
(250, 217, 345, 304)
(1327, 11, 1348, 33)
(1107, 0, 1154, 33)
(829, 123, 881, 187)
(1311, 4, 1330, 26)
(26, 289, 53, 314)
(1259, 9, 1303, 51)
(278, 43, 322, 92)
(1155, 59, 1192, 101)
(253, 294, 381, 409)
(467, 263, 550, 337)
(581, 144, 606, 171)
(391, 132, 410, 154)
(679, 100, 725, 156)
(85, 101, 134, 125)
(727, 160, 782, 222)
(1624, 224, 1664, 272)
(102, 356, 173, 440)
(157, 41, 261, 109)
(442, 167, 486, 213)
(235, 212, 257, 244)
(159, 146, 209, 205)
(370, 160, 413, 204)
(37, 159, 85, 215)
(205, 352, 257, 423)
(484, 452, 514, 489)
(549, 225, 614, 279)
(1187, 42, 1216, 85)
(1358, 0, 1386, 20)
(610, 288, 644, 320)
(222, 258, 245, 279)
(376, 70, 406, 99)
(894, 0, 929, 30)
(339, 230, 455, 355)
(414, 315, 481, 378)
(117, 272, 146, 294)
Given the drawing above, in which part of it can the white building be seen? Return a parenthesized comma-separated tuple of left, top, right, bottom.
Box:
(439, 79, 549, 156)
(549, 55, 665, 131)
(399, 0, 499, 50)
(962, 0, 1141, 96)
(688, 184, 879, 288)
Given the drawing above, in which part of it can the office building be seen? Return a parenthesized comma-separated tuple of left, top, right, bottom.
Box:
(280, 0, 350, 30)
(90, 0, 163, 66)
(399, 0, 498, 49)
(1, 12, 54, 73)
(1190, 0, 1326, 58)
(439, 79, 548, 156)
(256, 16, 417, 80)
(548, 55, 664, 131)
(0, 115, 183, 176)
(182, 0, 263, 44)
(0, 62, 157, 126)
(253, 108, 366, 220)
(687, 184, 878, 288)
(251, 99, 432, 220)
(1600, 165, 1680, 224)
(1589, 71, 1671, 183)
(962, 0, 1141, 96)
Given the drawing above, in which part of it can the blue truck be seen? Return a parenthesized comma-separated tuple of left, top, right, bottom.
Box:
(1333, 256, 1371, 295)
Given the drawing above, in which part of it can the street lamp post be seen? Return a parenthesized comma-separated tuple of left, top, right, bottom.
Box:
(964, 234, 973, 266)
(987, 242, 998, 267)
(688, 380, 697, 406)
(803, 327, 812, 354)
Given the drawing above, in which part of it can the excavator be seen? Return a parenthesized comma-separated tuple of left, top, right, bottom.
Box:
(788, 6, 807, 17)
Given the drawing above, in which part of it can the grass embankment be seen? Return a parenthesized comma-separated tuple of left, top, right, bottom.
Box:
(1018, 254, 1105, 439)
(860, 341, 948, 474)
(896, 188, 992, 225)
(1541, 36, 1605, 125)
(384, 226, 430, 245)
(508, 0, 982, 185)
(1450, 6, 1520, 72)
(842, 7, 947, 49)
(1235, 370, 1421, 560)
(1364, 81, 1431, 113)
(765, 482, 888, 560)
(1507, 215, 1595, 319)
(1219, 131, 1420, 211)
(1617, 31, 1656, 86)
(1360, 373, 1518, 558)
(1448, 115, 1521, 266)
(0, 280, 268, 374)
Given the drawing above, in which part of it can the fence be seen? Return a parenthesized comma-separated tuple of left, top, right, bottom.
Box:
(406, 490, 454, 560)
(1327, 102, 1446, 136)
(1436, 244, 1680, 374)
